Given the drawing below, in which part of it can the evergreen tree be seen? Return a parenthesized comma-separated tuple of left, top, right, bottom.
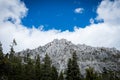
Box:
(58, 71, 64, 80)
(0, 42, 5, 79)
(71, 51, 81, 80)
(101, 67, 120, 80)
(7, 40, 17, 80)
(24, 54, 35, 80)
(41, 54, 52, 80)
(0, 42, 3, 55)
(14, 56, 23, 80)
(102, 67, 108, 80)
(35, 54, 41, 80)
(66, 51, 81, 80)
(51, 66, 58, 80)
(7, 39, 24, 80)
(2, 53, 10, 80)
(0, 42, 3, 62)
(9, 39, 17, 62)
(66, 58, 72, 80)
(8, 40, 16, 79)
(9, 47, 14, 61)
(85, 67, 101, 80)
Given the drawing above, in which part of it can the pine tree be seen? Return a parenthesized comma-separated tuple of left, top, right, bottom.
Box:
(0, 42, 5, 79)
(58, 71, 64, 80)
(102, 67, 108, 80)
(41, 54, 52, 80)
(51, 66, 58, 80)
(85, 67, 101, 80)
(66, 51, 81, 80)
(2, 53, 10, 80)
(66, 58, 72, 80)
(71, 51, 81, 80)
(0, 42, 3, 55)
(8, 39, 24, 80)
(9, 40, 15, 79)
(0, 42, 3, 62)
(24, 57, 35, 80)
(7, 40, 17, 80)
(35, 54, 41, 80)
(101, 67, 120, 80)
(9, 39, 17, 62)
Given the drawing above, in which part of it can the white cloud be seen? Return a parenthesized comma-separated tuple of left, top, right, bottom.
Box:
(74, 8, 84, 14)
(90, 18, 94, 24)
(0, 0, 120, 53)
(96, 0, 120, 26)
(0, 0, 28, 24)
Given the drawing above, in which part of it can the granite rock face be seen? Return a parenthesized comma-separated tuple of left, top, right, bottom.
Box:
(17, 39, 120, 74)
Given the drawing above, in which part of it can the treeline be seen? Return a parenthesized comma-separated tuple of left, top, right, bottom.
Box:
(0, 40, 120, 80)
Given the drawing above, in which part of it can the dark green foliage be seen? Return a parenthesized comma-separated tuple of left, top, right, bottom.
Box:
(66, 51, 81, 80)
(58, 71, 64, 80)
(101, 67, 109, 80)
(9, 39, 16, 62)
(41, 54, 52, 80)
(35, 55, 41, 80)
(71, 51, 81, 80)
(66, 58, 72, 80)
(0, 42, 3, 55)
(101, 67, 120, 80)
(0, 42, 5, 79)
(51, 66, 58, 80)
(0, 41, 59, 80)
(40, 54, 59, 80)
(24, 58, 35, 80)
(85, 67, 101, 80)
(8, 39, 20, 80)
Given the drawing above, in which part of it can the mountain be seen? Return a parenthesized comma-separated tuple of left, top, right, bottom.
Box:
(17, 39, 120, 75)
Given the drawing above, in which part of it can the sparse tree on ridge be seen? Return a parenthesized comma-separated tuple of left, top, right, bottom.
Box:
(66, 51, 81, 80)
(41, 54, 52, 80)
(51, 65, 58, 80)
(35, 54, 41, 80)
(66, 58, 72, 80)
(58, 71, 64, 80)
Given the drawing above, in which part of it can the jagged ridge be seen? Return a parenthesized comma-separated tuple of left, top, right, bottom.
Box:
(17, 39, 120, 74)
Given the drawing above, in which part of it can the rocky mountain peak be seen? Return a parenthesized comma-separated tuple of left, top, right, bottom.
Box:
(17, 39, 120, 75)
(44, 39, 73, 47)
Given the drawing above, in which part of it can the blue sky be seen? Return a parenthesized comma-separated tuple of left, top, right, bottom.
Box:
(21, 0, 102, 31)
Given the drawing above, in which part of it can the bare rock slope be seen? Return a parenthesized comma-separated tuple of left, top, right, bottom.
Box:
(17, 39, 120, 74)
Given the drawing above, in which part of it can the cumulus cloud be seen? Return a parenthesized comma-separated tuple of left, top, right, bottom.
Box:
(0, 0, 120, 53)
(90, 18, 94, 24)
(0, 0, 27, 24)
(74, 8, 84, 14)
(96, 0, 120, 26)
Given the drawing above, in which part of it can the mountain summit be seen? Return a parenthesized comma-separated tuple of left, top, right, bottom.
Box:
(17, 39, 120, 74)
